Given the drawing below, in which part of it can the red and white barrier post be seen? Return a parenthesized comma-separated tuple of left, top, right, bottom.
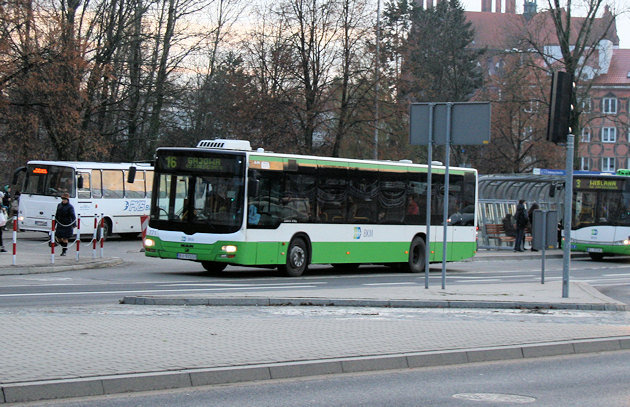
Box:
(75, 215, 81, 261)
(50, 215, 56, 264)
(92, 214, 98, 259)
(99, 213, 104, 258)
(12, 218, 17, 266)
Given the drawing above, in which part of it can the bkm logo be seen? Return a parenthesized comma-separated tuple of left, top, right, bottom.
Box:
(354, 227, 362, 239)
(591, 229, 598, 236)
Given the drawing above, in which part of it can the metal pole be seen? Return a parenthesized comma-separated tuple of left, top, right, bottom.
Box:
(50, 215, 56, 264)
(12, 218, 17, 266)
(373, 0, 381, 160)
(425, 104, 434, 289)
(562, 134, 574, 297)
(92, 214, 98, 259)
(75, 215, 81, 261)
(441, 103, 452, 289)
(541, 211, 546, 284)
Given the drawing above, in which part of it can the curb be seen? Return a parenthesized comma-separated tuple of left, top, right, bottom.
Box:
(120, 296, 628, 311)
(2, 336, 630, 404)
(0, 258, 124, 276)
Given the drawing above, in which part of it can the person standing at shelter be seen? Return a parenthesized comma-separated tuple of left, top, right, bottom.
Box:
(514, 199, 528, 252)
(55, 193, 76, 256)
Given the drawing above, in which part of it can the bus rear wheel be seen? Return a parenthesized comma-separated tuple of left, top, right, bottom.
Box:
(201, 261, 227, 274)
(404, 237, 426, 273)
(279, 238, 308, 277)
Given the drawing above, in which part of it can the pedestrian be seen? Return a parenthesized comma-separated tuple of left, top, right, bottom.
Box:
(0, 206, 7, 252)
(54, 192, 76, 256)
(502, 213, 516, 237)
(527, 202, 540, 251)
(514, 199, 528, 252)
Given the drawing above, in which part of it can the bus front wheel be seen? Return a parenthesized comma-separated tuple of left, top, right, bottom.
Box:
(405, 237, 426, 273)
(279, 238, 308, 277)
(201, 261, 227, 274)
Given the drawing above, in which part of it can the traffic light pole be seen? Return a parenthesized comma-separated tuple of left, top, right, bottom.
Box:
(562, 134, 574, 298)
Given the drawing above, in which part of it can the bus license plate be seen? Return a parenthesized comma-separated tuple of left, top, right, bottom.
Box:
(587, 248, 603, 253)
(177, 253, 197, 260)
(35, 221, 47, 226)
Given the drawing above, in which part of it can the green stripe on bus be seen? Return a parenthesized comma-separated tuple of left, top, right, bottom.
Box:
(145, 237, 476, 265)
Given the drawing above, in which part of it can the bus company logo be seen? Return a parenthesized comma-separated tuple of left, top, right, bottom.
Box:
(354, 227, 362, 239)
(124, 200, 150, 212)
(591, 229, 598, 237)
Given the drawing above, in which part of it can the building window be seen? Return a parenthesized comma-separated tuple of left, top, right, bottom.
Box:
(602, 157, 616, 172)
(580, 157, 590, 171)
(522, 126, 533, 141)
(580, 128, 591, 142)
(602, 127, 617, 143)
(580, 98, 591, 113)
(524, 100, 539, 113)
(602, 98, 617, 114)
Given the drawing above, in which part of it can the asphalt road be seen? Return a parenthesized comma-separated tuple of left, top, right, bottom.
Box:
(1, 236, 630, 306)
(14, 350, 630, 407)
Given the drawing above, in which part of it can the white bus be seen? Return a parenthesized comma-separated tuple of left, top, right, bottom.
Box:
(144, 139, 478, 276)
(15, 161, 153, 237)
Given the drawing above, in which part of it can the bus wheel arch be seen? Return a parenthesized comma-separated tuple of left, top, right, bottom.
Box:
(405, 234, 426, 273)
(279, 233, 311, 277)
(588, 252, 604, 261)
(97, 217, 112, 240)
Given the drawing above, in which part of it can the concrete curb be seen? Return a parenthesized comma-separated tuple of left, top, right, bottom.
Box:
(120, 295, 628, 311)
(3, 336, 630, 403)
(0, 258, 123, 275)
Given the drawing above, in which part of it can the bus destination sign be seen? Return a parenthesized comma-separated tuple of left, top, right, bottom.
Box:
(574, 178, 622, 190)
(158, 154, 238, 174)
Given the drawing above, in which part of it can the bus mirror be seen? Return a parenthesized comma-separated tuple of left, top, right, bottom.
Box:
(248, 178, 260, 196)
(127, 166, 137, 183)
(12, 166, 25, 185)
(77, 176, 84, 189)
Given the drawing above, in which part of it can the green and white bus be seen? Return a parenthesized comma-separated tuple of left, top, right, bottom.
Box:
(144, 140, 478, 276)
(571, 170, 630, 260)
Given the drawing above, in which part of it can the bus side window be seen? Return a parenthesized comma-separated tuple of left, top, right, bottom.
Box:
(145, 171, 154, 199)
(77, 172, 91, 199)
(91, 170, 102, 199)
(124, 170, 145, 198)
(102, 170, 124, 199)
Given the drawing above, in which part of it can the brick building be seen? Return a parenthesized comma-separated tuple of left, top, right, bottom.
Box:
(460, 0, 628, 172)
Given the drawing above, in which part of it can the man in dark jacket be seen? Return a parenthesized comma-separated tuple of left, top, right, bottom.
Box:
(514, 199, 528, 252)
(55, 193, 76, 256)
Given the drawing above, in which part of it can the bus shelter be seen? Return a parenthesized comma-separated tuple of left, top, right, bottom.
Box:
(478, 174, 564, 249)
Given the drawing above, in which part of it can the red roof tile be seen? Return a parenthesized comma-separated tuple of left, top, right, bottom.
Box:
(593, 49, 630, 85)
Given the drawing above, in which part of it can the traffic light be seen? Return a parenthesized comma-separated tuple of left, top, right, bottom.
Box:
(546, 71, 574, 144)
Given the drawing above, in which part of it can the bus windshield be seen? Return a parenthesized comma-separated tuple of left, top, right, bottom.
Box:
(574, 179, 630, 228)
(151, 152, 245, 234)
(24, 164, 75, 197)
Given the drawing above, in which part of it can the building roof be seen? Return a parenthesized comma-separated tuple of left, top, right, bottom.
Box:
(466, 7, 619, 51)
(592, 49, 630, 86)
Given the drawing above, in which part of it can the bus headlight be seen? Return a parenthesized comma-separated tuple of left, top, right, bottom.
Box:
(221, 245, 237, 253)
(144, 238, 155, 248)
(624, 238, 630, 245)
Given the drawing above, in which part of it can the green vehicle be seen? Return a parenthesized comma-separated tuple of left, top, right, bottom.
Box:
(144, 140, 478, 276)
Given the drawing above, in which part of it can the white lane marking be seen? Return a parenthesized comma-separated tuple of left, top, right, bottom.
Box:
(450, 279, 502, 283)
(0, 285, 318, 298)
(162, 282, 326, 287)
(363, 282, 418, 286)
